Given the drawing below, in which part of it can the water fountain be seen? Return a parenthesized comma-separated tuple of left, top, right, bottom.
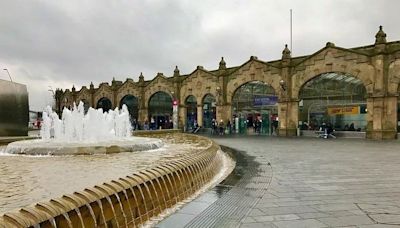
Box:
(0, 102, 235, 227)
(5, 102, 163, 155)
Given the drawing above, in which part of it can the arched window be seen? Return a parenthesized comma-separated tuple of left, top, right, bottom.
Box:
(202, 94, 216, 128)
(148, 92, 173, 129)
(298, 72, 367, 132)
(232, 81, 277, 135)
(120, 95, 139, 121)
(96, 97, 112, 112)
(185, 95, 197, 130)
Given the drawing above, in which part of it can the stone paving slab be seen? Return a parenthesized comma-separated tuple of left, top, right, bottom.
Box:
(157, 136, 400, 227)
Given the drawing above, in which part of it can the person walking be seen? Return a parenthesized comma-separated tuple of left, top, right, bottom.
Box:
(219, 119, 225, 135)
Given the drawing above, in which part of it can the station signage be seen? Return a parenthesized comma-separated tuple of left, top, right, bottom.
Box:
(253, 96, 278, 106)
(327, 106, 359, 115)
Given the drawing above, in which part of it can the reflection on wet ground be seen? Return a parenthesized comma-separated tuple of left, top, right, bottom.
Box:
(159, 135, 400, 228)
(157, 145, 272, 227)
(0, 133, 209, 214)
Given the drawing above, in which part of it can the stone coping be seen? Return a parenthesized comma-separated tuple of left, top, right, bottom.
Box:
(0, 136, 38, 146)
(0, 133, 225, 227)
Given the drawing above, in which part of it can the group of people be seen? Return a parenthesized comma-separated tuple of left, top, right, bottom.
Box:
(211, 119, 232, 135)
(133, 117, 173, 131)
(301, 121, 360, 132)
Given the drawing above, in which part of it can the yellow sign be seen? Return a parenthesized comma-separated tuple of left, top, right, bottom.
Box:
(327, 106, 359, 115)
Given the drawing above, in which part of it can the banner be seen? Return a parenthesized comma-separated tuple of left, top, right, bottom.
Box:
(253, 96, 278, 106)
(327, 106, 359, 115)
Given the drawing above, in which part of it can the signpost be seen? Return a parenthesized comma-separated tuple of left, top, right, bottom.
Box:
(172, 100, 178, 129)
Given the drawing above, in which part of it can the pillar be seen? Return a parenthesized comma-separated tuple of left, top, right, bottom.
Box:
(216, 104, 232, 123)
(197, 104, 203, 127)
(366, 96, 398, 139)
(138, 107, 148, 125)
(178, 105, 186, 130)
(278, 100, 299, 136)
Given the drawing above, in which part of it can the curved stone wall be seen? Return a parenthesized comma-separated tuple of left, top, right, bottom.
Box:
(0, 134, 224, 227)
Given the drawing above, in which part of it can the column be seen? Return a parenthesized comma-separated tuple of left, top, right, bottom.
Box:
(138, 108, 148, 126)
(216, 104, 232, 123)
(197, 104, 203, 127)
(366, 96, 398, 139)
(278, 100, 299, 136)
(178, 105, 186, 130)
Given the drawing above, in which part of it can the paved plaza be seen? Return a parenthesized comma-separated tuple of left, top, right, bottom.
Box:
(158, 136, 400, 228)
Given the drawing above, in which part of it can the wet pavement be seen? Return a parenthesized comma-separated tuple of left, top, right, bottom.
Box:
(156, 136, 400, 228)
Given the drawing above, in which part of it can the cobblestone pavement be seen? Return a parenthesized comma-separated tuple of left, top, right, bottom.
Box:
(157, 136, 400, 228)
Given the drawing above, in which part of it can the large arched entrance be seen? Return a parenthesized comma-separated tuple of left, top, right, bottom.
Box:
(202, 94, 216, 128)
(96, 97, 112, 112)
(185, 95, 197, 131)
(120, 95, 139, 122)
(232, 81, 278, 135)
(148, 91, 173, 129)
(298, 72, 367, 132)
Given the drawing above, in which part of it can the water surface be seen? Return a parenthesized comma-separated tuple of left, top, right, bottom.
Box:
(0, 134, 208, 213)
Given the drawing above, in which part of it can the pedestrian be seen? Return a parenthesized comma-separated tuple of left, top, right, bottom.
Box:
(211, 118, 216, 135)
(219, 119, 224, 135)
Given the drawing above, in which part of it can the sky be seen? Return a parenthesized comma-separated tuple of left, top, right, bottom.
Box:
(0, 0, 399, 111)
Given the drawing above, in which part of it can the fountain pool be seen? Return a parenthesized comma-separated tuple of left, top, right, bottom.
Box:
(0, 103, 235, 227)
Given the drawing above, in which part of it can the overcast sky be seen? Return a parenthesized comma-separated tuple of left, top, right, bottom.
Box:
(1, 0, 399, 111)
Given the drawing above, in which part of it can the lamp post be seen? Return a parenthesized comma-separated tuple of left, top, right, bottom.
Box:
(48, 86, 55, 111)
(3, 68, 13, 82)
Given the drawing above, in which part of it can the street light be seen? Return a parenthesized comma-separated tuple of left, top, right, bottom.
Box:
(48, 86, 55, 111)
(3, 68, 13, 82)
(48, 86, 55, 96)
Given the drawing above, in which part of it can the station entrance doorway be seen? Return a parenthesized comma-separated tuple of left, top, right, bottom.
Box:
(148, 91, 173, 129)
(232, 81, 278, 135)
(298, 72, 367, 133)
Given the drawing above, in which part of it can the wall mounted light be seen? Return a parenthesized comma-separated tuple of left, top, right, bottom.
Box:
(279, 79, 286, 91)
(216, 86, 222, 95)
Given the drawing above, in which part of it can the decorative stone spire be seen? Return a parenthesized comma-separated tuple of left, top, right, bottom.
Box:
(375, 25, 387, 45)
(72, 85, 76, 92)
(325, 42, 335, 48)
(139, 72, 144, 83)
(282, 44, 291, 59)
(219, 57, 226, 70)
(174, 66, 180, 77)
(90, 81, 94, 90)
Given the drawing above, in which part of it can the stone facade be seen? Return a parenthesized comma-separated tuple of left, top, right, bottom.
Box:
(56, 26, 400, 139)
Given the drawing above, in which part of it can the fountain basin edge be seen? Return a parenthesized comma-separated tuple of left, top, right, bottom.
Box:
(4, 137, 164, 155)
(0, 133, 234, 227)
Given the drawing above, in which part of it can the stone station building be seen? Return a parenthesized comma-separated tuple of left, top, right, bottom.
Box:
(56, 26, 400, 139)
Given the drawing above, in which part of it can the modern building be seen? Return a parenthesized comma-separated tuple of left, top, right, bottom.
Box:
(56, 26, 400, 139)
(0, 79, 29, 136)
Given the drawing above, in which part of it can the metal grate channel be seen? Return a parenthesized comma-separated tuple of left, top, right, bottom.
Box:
(183, 146, 272, 228)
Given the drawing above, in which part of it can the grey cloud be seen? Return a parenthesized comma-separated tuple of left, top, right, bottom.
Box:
(0, 0, 399, 110)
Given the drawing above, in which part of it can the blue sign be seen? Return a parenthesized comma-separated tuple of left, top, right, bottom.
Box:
(253, 96, 277, 106)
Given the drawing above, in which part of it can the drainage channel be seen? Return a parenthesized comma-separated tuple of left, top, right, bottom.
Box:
(156, 146, 273, 228)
